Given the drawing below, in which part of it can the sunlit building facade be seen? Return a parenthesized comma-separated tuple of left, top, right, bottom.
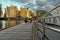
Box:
(5, 6, 10, 18)
(5, 6, 17, 18)
(27, 10, 32, 18)
(20, 8, 27, 18)
(9, 6, 17, 18)
(20, 8, 32, 18)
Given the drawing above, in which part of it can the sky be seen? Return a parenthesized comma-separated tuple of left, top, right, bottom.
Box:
(0, 0, 60, 14)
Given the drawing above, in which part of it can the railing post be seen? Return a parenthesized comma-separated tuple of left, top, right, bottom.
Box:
(42, 25, 45, 40)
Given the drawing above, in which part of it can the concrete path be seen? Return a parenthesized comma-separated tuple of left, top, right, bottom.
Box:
(0, 23, 32, 40)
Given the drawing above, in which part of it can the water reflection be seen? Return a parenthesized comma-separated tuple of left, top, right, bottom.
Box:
(0, 19, 28, 30)
(2, 20, 7, 29)
(7, 20, 17, 27)
(0, 20, 18, 30)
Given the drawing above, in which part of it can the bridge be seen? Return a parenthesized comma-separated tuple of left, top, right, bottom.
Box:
(0, 20, 60, 40)
(0, 5, 60, 40)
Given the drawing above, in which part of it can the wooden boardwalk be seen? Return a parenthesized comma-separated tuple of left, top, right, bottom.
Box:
(0, 23, 32, 40)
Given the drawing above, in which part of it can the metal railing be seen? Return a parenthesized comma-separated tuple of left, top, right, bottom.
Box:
(32, 21, 49, 40)
(32, 20, 60, 40)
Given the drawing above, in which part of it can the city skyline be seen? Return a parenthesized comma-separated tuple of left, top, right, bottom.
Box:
(0, 0, 60, 16)
(0, 0, 60, 11)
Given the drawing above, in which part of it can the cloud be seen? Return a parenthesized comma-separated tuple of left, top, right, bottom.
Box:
(40, 5, 55, 11)
(0, 0, 60, 13)
(24, 2, 36, 8)
(35, 0, 46, 6)
(46, 0, 60, 6)
(10, 0, 32, 4)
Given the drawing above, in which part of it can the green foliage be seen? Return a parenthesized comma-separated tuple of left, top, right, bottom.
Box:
(46, 13, 52, 16)
(36, 10, 41, 17)
(36, 10, 52, 17)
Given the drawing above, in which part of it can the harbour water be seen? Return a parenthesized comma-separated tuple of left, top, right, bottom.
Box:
(0, 20, 18, 30)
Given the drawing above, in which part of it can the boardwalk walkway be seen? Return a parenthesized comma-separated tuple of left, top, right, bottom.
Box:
(0, 23, 32, 40)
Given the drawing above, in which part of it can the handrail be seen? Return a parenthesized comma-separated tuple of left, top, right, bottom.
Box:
(37, 23, 49, 40)
(33, 19, 60, 40)
(32, 21, 49, 40)
(39, 23, 60, 33)
(38, 28, 49, 40)
(40, 5, 60, 17)
(45, 26, 60, 33)
(49, 5, 60, 13)
(32, 21, 42, 40)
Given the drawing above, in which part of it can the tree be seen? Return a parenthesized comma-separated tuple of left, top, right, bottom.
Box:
(36, 10, 52, 17)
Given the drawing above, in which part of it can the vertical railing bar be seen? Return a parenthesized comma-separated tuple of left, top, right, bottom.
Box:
(37, 28, 49, 40)
(42, 25, 45, 40)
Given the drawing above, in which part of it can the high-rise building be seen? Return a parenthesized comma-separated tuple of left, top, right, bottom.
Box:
(9, 6, 17, 18)
(20, 8, 27, 18)
(0, 3, 2, 17)
(5, 6, 17, 18)
(27, 10, 32, 18)
(20, 8, 32, 18)
(5, 6, 10, 18)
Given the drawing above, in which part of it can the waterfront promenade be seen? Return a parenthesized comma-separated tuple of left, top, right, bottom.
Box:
(0, 23, 32, 40)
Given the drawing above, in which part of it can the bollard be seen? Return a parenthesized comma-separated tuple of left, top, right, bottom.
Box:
(42, 25, 45, 40)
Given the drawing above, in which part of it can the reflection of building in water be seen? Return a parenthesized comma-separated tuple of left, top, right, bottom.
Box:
(5, 6, 17, 18)
(0, 20, 17, 29)
(0, 20, 7, 29)
(7, 20, 17, 27)
(0, 3, 2, 17)
(2, 21, 7, 29)
(20, 8, 32, 18)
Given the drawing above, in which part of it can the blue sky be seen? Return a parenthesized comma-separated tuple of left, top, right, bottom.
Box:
(0, 0, 60, 14)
